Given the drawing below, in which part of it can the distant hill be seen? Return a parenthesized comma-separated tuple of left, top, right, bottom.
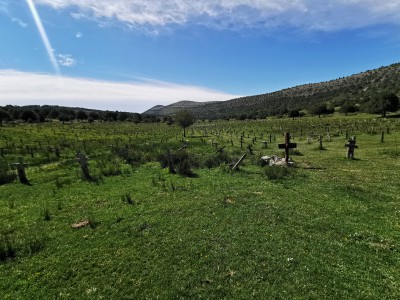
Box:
(144, 63, 400, 119)
(143, 100, 218, 116)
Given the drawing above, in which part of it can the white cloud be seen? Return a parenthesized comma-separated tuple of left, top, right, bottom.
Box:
(33, 0, 400, 32)
(11, 17, 27, 28)
(75, 31, 83, 38)
(0, 70, 240, 112)
(57, 54, 77, 67)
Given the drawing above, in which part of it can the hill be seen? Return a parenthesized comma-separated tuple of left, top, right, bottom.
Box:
(144, 63, 400, 119)
(143, 100, 218, 116)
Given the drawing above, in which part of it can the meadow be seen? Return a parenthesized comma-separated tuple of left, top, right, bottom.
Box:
(0, 114, 399, 299)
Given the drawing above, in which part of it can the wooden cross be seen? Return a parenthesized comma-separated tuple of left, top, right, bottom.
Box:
(216, 146, 226, 153)
(232, 153, 246, 170)
(345, 137, 358, 159)
(76, 152, 92, 180)
(12, 157, 29, 184)
(278, 132, 297, 164)
(166, 149, 176, 174)
(247, 144, 254, 155)
(318, 135, 324, 150)
(177, 144, 187, 152)
(261, 141, 268, 149)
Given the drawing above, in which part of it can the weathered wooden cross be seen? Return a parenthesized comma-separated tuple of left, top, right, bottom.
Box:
(166, 149, 176, 174)
(216, 146, 226, 153)
(247, 144, 254, 155)
(76, 152, 92, 180)
(318, 135, 324, 150)
(232, 153, 247, 170)
(12, 157, 29, 184)
(278, 132, 297, 164)
(345, 137, 358, 159)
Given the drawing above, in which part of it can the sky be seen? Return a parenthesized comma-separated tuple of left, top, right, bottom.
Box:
(0, 0, 400, 113)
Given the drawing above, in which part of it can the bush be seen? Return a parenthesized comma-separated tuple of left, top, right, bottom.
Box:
(263, 166, 292, 180)
(0, 159, 16, 185)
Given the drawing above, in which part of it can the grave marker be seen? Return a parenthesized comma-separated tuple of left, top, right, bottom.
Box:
(261, 141, 268, 149)
(247, 144, 254, 155)
(318, 135, 324, 150)
(12, 157, 29, 184)
(76, 152, 92, 180)
(232, 153, 247, 170)
(166, 149, 176, 174)
(216, 146, 226, 153)
(278, 132, 297, 164)
(345, 137, 358, 159)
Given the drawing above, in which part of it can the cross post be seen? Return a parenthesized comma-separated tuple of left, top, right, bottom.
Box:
(345, 137, 358, 159)
(278, 132, 297, 164)
(12, 157, 30, 184)
(76, 152, 92, 180)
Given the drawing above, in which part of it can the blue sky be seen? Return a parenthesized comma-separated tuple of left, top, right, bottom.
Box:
(1, 0, 400, 113)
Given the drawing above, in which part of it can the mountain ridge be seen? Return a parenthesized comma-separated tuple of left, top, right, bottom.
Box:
(143, 62, 400, 119)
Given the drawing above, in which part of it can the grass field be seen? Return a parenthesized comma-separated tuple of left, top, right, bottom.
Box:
(1, 114, 399, 299)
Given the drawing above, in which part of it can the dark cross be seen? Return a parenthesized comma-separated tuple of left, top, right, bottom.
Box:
(26, 145, 34, 158)
(76, 152, 92, 180)
(261, 141, 268, 149)
(166, 149, 176, 174)
(216, 146, 226, 153)
(247, 144, 254, 155)
(54, 147, 60, 158)
(318, 135, 324, 150)
(278, 132, 297, 164)
(381, 131, 384, 143)
(240, 136, 244, 149)
(12, 157, 30, 184)
(345, 137, 358, 159)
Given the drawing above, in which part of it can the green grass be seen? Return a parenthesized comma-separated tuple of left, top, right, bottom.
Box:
(0, 115, 399, 299)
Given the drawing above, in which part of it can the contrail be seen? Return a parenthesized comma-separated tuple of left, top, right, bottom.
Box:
(26, 0, 60, 75)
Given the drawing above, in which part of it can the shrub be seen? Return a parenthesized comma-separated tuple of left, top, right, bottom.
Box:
(263, 166, 292, 180)
(0, 159, 16, 185)
(0, 234, 17, 262)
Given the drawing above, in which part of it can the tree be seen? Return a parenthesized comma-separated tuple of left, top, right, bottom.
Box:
(20, 110, 37, 122)
(88, 111, 100, 121)
(288, 109, 300, 120)
(174, 110, 195, 137)
(380, 92, 399, 117)
(0, 109, 10, 126)
(362, 92, 399, 117)
(309, 104, 333, 118)
(76, 110, 88, 121)
(339, 102, 358, 114)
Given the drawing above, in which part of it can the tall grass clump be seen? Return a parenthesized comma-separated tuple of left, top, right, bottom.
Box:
(0, 159, 16, 185)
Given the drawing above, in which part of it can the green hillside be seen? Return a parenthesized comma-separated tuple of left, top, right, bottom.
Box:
(144, 63, 400, 119)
